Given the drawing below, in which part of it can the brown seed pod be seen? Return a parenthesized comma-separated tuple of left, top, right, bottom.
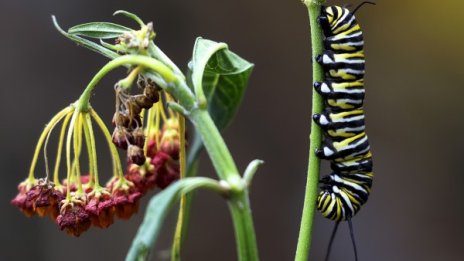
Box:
(144, 85, 160, 103)
(127, 145, 146, 165)
(137, 78, 146, 89)
(131, 127, 146, 148)
(112, 112, 130, 127)
(134, 94, 154, 109)
(126, 98, 142, 116)
(126, 114, 142, 129)
(112, 127, 133, 150)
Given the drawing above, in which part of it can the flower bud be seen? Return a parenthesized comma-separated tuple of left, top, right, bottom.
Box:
(134, 94, 154, 109)
(126, 99, 142, 116)
(127, 145, 146, 165)
(144, 85, 160, 103)
(160, 128, 180, 160)
(131, 127, 145, 148)
(151, 151, 180, 189)
(112, 127, 132, 150)
(112, 112, 130, 127)
(126, 114, 143, 129)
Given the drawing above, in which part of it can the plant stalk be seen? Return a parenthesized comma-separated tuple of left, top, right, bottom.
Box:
(228, 192, 259, 261)
(295, 1, 325, 260)
(188, 109, 241, 184)
(188, 108, 259, 260)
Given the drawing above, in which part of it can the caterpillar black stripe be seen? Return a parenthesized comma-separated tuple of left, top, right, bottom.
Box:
(312, 2, 375, 261)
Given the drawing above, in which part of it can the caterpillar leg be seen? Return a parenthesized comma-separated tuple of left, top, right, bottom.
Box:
(317, 13, 332, 36)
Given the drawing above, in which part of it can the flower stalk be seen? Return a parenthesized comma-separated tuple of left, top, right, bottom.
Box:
(295, 1, 325, 260)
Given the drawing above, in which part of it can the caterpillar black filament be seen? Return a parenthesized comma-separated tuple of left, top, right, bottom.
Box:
(313, 3, 375, 261)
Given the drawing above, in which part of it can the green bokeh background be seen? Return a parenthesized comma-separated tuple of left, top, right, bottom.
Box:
(1, 0, 463, 260)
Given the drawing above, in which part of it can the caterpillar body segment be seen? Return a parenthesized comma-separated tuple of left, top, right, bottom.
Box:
(331, 152, 373, 173)
(317, 171, 373, 221)
(324, 29, 364, 53)
(313, 109, 365, 138)
(316, 132, 370, 161)
(313, 80, 365, 101)
(316, 51, 365, 81)
(326, 97, 363, 110)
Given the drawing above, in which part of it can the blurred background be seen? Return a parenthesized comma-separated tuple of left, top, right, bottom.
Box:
(1, 0, 463, 260)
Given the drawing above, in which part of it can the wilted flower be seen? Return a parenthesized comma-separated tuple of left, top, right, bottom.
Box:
(57, 200, 91, 237)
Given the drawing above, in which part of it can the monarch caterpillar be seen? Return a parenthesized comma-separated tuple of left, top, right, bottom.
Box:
(313, 2, 375, 261)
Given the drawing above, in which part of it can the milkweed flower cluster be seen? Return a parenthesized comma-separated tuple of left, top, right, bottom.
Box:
(11, 80, 183, 236)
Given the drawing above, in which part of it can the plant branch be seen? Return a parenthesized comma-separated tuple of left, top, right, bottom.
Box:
(75, 55, 180, 112)
(188, 109, 241, 186)
(228, 192, 259, 261)
(295, 1, 325, 260)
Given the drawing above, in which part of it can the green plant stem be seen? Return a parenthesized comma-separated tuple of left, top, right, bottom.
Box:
(228, 192, 259, 261)
(188, 109, 241, 184)
(295, 1, 325, 261)
(188, 108, 258, 260)
(75, 55, 179, 112)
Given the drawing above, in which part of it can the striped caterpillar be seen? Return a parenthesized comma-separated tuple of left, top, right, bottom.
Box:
(313, 2, 375, 261)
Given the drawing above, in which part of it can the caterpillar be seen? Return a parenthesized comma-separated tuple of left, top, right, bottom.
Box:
(313, 2, 375, 261)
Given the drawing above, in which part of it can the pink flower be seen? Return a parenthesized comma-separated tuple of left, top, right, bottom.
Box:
(11, 182, 35, 217)
(152, 151, 180, 189)
(112, 189, 142, 220)
(85, 193, 115, 229)
(57, 203, 91, 237)
(26, 180, 64, 219)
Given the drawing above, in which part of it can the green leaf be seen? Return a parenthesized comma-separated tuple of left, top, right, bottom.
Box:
(52, 16, 119, 60)
(68, 22, 131, 39)
(125, 177, 222, 261)
(114, 10, 145, 27)
(189, 37, 254, 130)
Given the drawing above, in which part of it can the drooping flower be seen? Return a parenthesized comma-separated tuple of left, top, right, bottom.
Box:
(11, 180, 37, 217)
(107, 177, 142, 220)
(126, 162, 156, 195)
(152, 151, 180, 189)
(85, 188, 114, 228)
(57, 194, 91, 237)
(26, 179, 64, 219)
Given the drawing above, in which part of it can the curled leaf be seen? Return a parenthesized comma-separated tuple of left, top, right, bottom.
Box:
(189, 37, 254, 130)
(68, 22, 131, 39)
(52, 16, 119, 60)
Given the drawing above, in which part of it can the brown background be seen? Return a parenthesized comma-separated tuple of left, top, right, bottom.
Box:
(1, 0, 463, 260)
